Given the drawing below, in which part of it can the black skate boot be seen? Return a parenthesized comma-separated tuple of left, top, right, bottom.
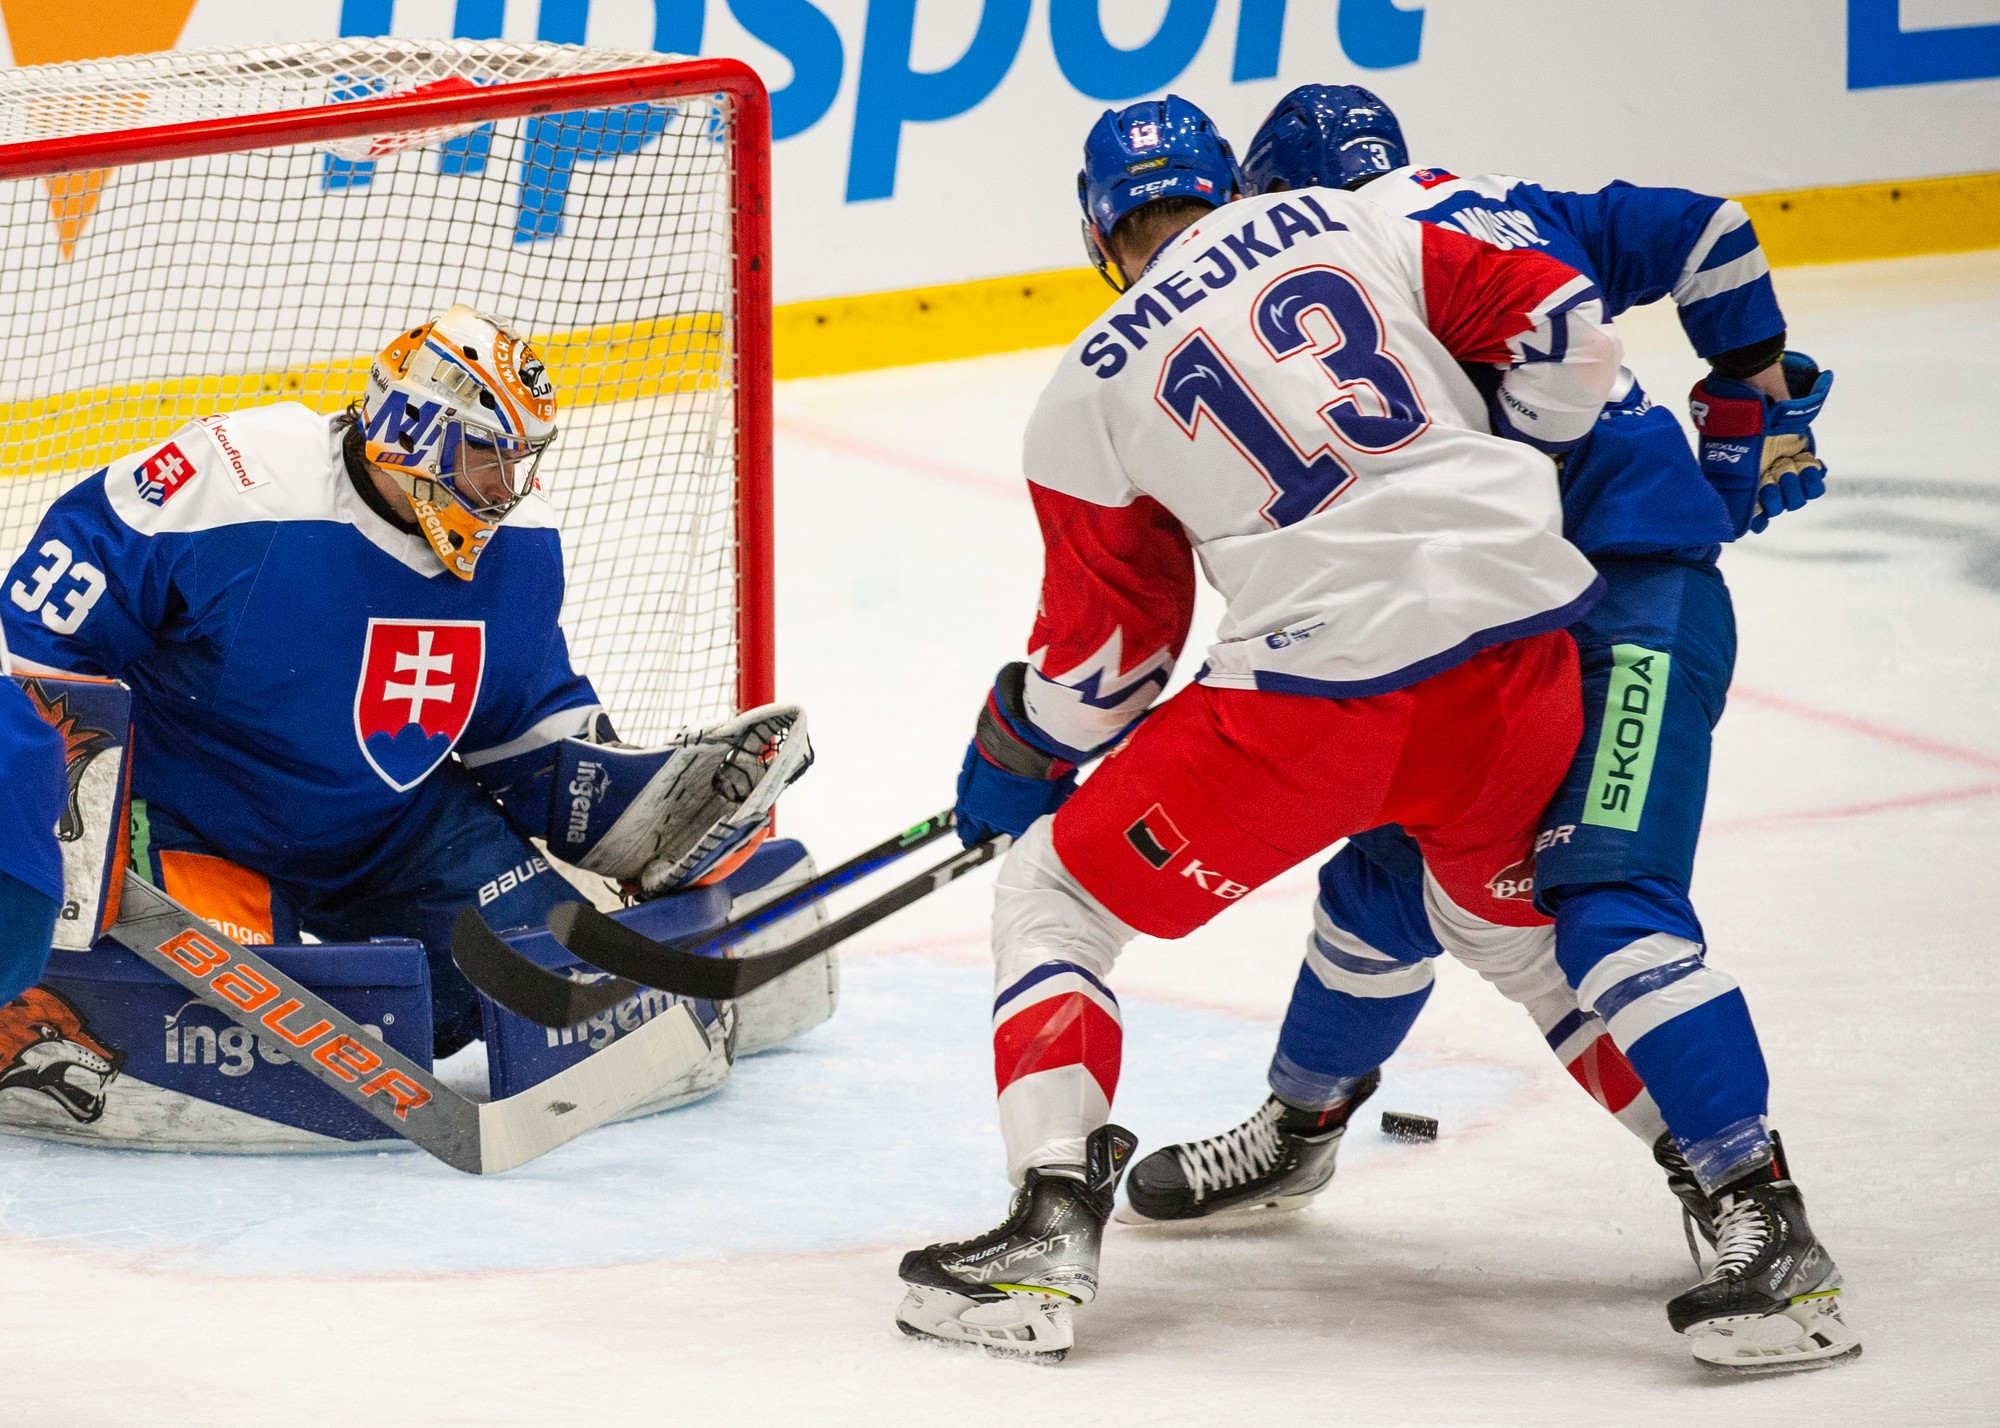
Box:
(1118, 1069, 1380, 1223)
(1654, 1128, 1790, 1266)
(1666, 1140, 1861, 1374)
(895, 1124, 1136, 1363)
(1653, 1131, 1717, 1264)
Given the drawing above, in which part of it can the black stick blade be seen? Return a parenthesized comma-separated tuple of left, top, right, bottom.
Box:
(548, 902, 825, 1000)
(450, 907, 642, 1028)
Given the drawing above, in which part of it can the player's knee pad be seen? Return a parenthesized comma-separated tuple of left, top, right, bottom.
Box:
(991, 817, 1136, 987)
(1422, 870, 1566, 1007)
(1317, 834, 1442, 967)
(1266, 834, 1441, 1107)
(1527, 985, 1667, 1142)
(1546, 876, 1703, 991)
(1302, 896, 1436, 1000)
(991, 819, 1130, 1179)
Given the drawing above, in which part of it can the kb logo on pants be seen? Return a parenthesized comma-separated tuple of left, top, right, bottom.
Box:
(1125, 803, 1249, 900)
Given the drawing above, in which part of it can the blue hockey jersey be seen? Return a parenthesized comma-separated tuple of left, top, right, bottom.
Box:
(1, 404, 601, 896)
(0, 632, 65, 905)
(1360, 167, 1788, 559)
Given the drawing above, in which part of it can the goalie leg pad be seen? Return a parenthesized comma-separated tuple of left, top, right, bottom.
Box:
(0, 938, 432, 1154)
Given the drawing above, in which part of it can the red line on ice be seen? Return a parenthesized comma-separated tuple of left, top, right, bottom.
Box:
(1711, 778, 2000, 833)
(775, 414, 1025, 500)
(1732, 686, 2000, 773)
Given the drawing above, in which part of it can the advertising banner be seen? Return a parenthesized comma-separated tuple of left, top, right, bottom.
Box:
(1, 2, 1996, 301)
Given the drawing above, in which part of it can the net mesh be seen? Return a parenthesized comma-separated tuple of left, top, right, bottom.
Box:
(0, 39, 752, 744)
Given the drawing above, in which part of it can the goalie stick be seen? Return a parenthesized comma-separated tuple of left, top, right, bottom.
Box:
(455, 808, 958, 1027)
(449, 813, 1004, 1024)
(548, 832, 1013, 1001)
(106, 871, 712, 1175)
(453, 809, 963, 1027)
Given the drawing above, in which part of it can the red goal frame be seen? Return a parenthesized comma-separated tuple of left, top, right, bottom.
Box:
(0, 57, 776, 713)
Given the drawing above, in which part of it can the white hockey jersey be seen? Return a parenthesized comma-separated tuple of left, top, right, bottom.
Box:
(1016, 188, 1619, 758)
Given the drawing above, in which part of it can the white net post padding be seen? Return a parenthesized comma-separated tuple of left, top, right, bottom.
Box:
(0, 39, 769, 744)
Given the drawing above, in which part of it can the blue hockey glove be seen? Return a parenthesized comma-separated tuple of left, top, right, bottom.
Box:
(954, 663, 1077, 846)
(1689, 351, 1833, 537)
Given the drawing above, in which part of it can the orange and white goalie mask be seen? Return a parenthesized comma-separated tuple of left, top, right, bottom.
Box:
(360, 304, 558, 580)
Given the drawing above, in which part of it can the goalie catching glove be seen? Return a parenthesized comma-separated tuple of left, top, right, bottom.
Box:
(489, 704, 812, 897)
(1689, 351, 1833, 537)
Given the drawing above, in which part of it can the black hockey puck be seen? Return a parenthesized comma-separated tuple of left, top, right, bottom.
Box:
(1380, 1111, 1438, 1142)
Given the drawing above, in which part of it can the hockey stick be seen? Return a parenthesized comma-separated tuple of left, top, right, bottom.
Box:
(106, 872, 712, 1175)
(452, 808, 962, 1028)
(548, 833, 1014, 1001)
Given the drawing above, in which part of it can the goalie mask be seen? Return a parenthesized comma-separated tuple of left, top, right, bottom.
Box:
(361, 304, 558, 580)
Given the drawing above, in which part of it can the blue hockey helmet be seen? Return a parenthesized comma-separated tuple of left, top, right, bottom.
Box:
(1243, 84, 1408, 196)
(1078, 94, 1241, 292)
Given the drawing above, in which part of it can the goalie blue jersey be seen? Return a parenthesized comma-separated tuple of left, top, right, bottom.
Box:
(1361, 168, 1788, 559)
(1, 403, 600, 896)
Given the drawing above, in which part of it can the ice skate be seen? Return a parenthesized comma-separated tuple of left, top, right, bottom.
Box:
(895, 1124, 1134, 1363)
(1118, 1069, 1379, 1223)
(1666, 1146, 1861, 1375)
(1653, 1131, 1717, 1263)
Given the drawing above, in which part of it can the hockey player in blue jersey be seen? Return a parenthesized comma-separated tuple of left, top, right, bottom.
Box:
(0, 631, 66, 1006)
(2, 305, 804, 1059)
(1119, 87, 1856, 1374)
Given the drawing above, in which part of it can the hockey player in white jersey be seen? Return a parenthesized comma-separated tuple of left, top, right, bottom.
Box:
(895, 95, 1623, 1361)
(1117, 87, 1856, 1375)
(2, 305, 805, 1059)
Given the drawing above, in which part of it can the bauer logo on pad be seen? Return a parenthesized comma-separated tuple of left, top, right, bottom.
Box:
(133, 442, 197, 506)
(353, 619, 486, 792)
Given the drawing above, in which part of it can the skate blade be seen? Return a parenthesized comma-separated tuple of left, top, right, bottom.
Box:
(1687, 1291, 1863, 1375)
(1115, 1190, 1319, 1226)
(894, 1284, 1073, 1364)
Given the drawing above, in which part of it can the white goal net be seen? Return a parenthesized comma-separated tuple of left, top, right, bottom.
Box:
(0, 39, 771, 742)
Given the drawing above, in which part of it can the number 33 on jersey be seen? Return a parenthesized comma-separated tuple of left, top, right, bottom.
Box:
(1016, 188, 1622, 760)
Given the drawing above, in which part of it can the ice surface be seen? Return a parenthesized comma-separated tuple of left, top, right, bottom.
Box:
(4, 252, 1997, 1424)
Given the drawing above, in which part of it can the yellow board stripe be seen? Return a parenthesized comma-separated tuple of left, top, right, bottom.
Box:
(5, 169, 1994, 473)
(771, 168, 2000, 382)
(1738, 170, 2000, 268)
(0, 311, 727, 473)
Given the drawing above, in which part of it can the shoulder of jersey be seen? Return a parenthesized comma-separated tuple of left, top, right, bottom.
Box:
(102, 401, 347, 534)
(1360, 166, 1531, 218)
(1055, 188, 1400, 380)
(499, 486, 559, 533)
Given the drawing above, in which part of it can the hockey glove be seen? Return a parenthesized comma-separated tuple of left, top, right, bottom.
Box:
(1689, 352, 1833, 537)
(954, 663, 1077, 846)
(543, 704, 812, 895)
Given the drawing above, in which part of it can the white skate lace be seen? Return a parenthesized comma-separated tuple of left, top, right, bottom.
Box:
(1706, 1192, 1771, 1279)
(1175, 1099, 1286, 1202)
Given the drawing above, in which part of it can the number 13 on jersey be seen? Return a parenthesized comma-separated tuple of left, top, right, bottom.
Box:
(1156, 265, 1431, 530)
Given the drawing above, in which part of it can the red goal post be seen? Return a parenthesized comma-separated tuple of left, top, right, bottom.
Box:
(0, 44, 774, 738)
